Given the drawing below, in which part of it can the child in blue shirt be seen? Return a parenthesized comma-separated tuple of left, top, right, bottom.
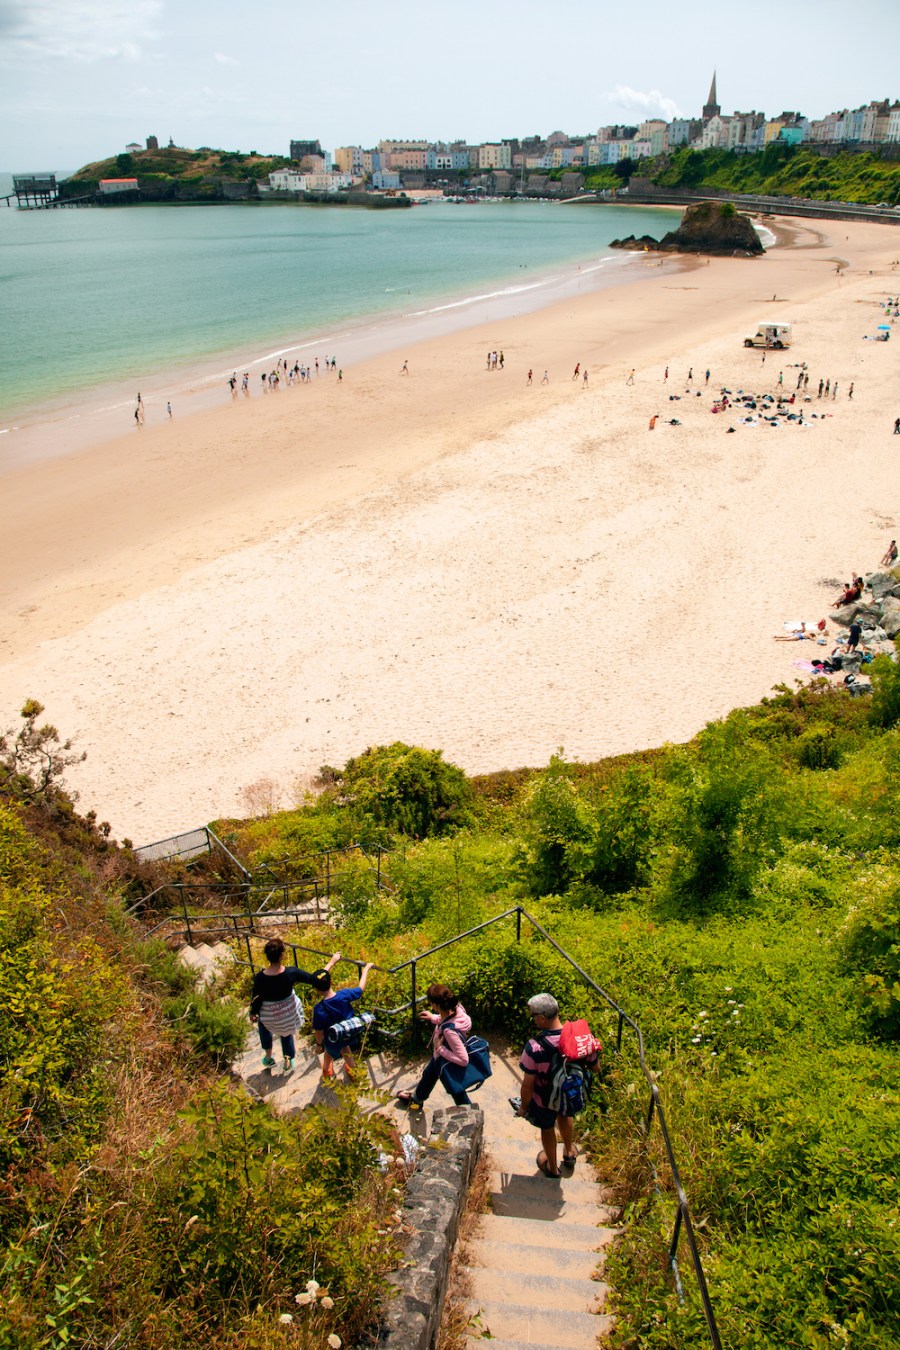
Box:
(312, 957, 374, 1080)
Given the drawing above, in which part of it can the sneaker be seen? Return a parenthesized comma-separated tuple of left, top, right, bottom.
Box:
(283, 1057, 294, 1073)
(262, 1055, 276, 1068)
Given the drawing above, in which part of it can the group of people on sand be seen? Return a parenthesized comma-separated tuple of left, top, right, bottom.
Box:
(250, 940, 594, 1180)
(772, 539, 899, 671)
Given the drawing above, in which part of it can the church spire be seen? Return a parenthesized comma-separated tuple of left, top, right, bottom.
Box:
(703, 70, 720, 121)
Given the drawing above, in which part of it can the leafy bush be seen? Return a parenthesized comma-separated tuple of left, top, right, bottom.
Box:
(338, 742, 472, 838)
(869, 647, 900, 728)
(796, 721, 842, 769)
(651, 723, 784, 916)
(842, 881, 900, 1039)
(142, 940, 248, 1066)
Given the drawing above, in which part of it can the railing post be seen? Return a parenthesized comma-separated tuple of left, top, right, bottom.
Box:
(646, 1085, 657, 1132)
(325, 851, 331, 899)
(617, 1010, 624, 1052)
(376, 847, 382, 889)
(669, 1205, 684, 1270)
(410, 961, 417, 1038)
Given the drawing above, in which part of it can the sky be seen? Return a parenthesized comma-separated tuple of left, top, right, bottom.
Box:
(2, 0, 900, 171)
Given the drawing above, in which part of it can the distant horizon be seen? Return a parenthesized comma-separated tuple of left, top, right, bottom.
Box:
(2, 0, 899, 166)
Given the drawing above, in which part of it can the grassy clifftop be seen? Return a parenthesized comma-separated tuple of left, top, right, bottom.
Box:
(62, 144, 291, 201)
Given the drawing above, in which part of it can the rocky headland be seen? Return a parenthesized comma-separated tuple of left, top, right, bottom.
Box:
(610, 199, 765, 256)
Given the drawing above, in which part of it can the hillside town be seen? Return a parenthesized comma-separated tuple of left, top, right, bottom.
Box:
(259, 77, 900, 196)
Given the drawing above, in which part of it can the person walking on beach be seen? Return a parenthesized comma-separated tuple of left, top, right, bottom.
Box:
(541, 370, 549, 384)
(527, 369, 533, 385)
(572, 363, 580, 381)
(832, 382, 838, 400)
(401, 359, 409, 375)
(687, 368, 693, 384)
(499, 351, 504, 369)
(626, 369, 635, 385)
(166, 401, 172, 419)
(818, 380, 824, 399)
(337, 369, 343, 382)
(848, 383, 854, 400)
(825, 379, 830, 398)
(582, 369, 588, 388)
(705, 369, 710, 385)
(134, 407, 141, 428)
(664, 366, 669, 382)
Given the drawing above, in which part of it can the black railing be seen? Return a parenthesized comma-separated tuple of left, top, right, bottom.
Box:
(223, 903, 721, 1347)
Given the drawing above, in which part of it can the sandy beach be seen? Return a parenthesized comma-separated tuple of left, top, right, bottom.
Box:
(2, 212, 899, 842)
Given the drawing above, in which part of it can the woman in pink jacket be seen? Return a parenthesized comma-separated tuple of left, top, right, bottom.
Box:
(397, 983, 473, 1110)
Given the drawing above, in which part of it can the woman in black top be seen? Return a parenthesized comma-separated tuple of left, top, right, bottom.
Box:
(249, 938, 339, 1072)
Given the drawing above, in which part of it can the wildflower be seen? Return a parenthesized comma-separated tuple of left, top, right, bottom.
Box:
(691, 1036, 701, 1043)
(724, 986, 733, 992)
(306, 1279, 321, 1295)
(295, 1291, 313, 1306)
(328, 1336, 342, 1349)
(321, 1296, 335, 1310)
(699, 1011, 708, 1019)
(732, 1010, 740, 1017)
(727, 1000, 736, 1005)
(279, 1313, 294, 1324)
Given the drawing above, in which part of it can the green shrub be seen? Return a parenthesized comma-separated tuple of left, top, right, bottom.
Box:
(842, 881, 900, 1039)
(869, 647, 900, 728)
(338, 742, 472, 838)
(796, 722, 842, 769)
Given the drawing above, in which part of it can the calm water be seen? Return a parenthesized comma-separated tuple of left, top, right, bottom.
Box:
(0, 195, 678, 423)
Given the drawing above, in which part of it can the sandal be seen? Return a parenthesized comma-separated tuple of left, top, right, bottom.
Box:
(536, 1151, 561, 1179)
(562, 1152, 578, 1169)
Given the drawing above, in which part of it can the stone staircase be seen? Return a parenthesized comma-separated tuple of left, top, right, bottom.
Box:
(176, 940, 233, 986)
(177, 942, 621, 1345)
(459, 1044, 620, 1349)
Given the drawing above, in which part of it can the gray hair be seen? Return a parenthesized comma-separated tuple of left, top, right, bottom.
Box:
(527, 992, 559, 1019)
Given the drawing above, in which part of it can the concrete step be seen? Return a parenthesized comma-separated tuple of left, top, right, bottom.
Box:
(478, 1212, 619, 1252)
(488, 1177, 618, 1226)
(468, 1237, 610, 1281)
(465, 1341, 596, 1350)
(463, 1267, 608, 1314)
(487, 1166, 603, 1207)
(466, 1299, 613, 1348)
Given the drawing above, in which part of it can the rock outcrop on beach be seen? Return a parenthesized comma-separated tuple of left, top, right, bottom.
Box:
(610, 200, 764, 257)
(831, 570, 900, 644)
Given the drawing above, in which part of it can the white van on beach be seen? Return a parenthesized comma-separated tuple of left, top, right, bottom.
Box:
(744, 321, 792, 350)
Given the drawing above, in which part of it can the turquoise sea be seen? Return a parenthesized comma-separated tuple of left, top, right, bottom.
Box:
(0, 190, 678, 430)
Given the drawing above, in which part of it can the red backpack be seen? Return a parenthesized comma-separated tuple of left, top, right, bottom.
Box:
(558, 1018, 601, 1064)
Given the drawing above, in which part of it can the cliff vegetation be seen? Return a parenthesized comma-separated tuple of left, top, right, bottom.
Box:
(61, 145, 292, 202)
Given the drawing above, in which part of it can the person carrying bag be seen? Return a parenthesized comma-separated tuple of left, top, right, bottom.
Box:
(396, 983, 490, 1110)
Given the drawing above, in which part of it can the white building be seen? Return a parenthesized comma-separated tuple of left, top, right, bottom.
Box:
(268, 170, 351, 193)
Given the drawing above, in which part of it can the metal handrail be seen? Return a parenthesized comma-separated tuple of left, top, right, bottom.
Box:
(216, 903, 720, 1345)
